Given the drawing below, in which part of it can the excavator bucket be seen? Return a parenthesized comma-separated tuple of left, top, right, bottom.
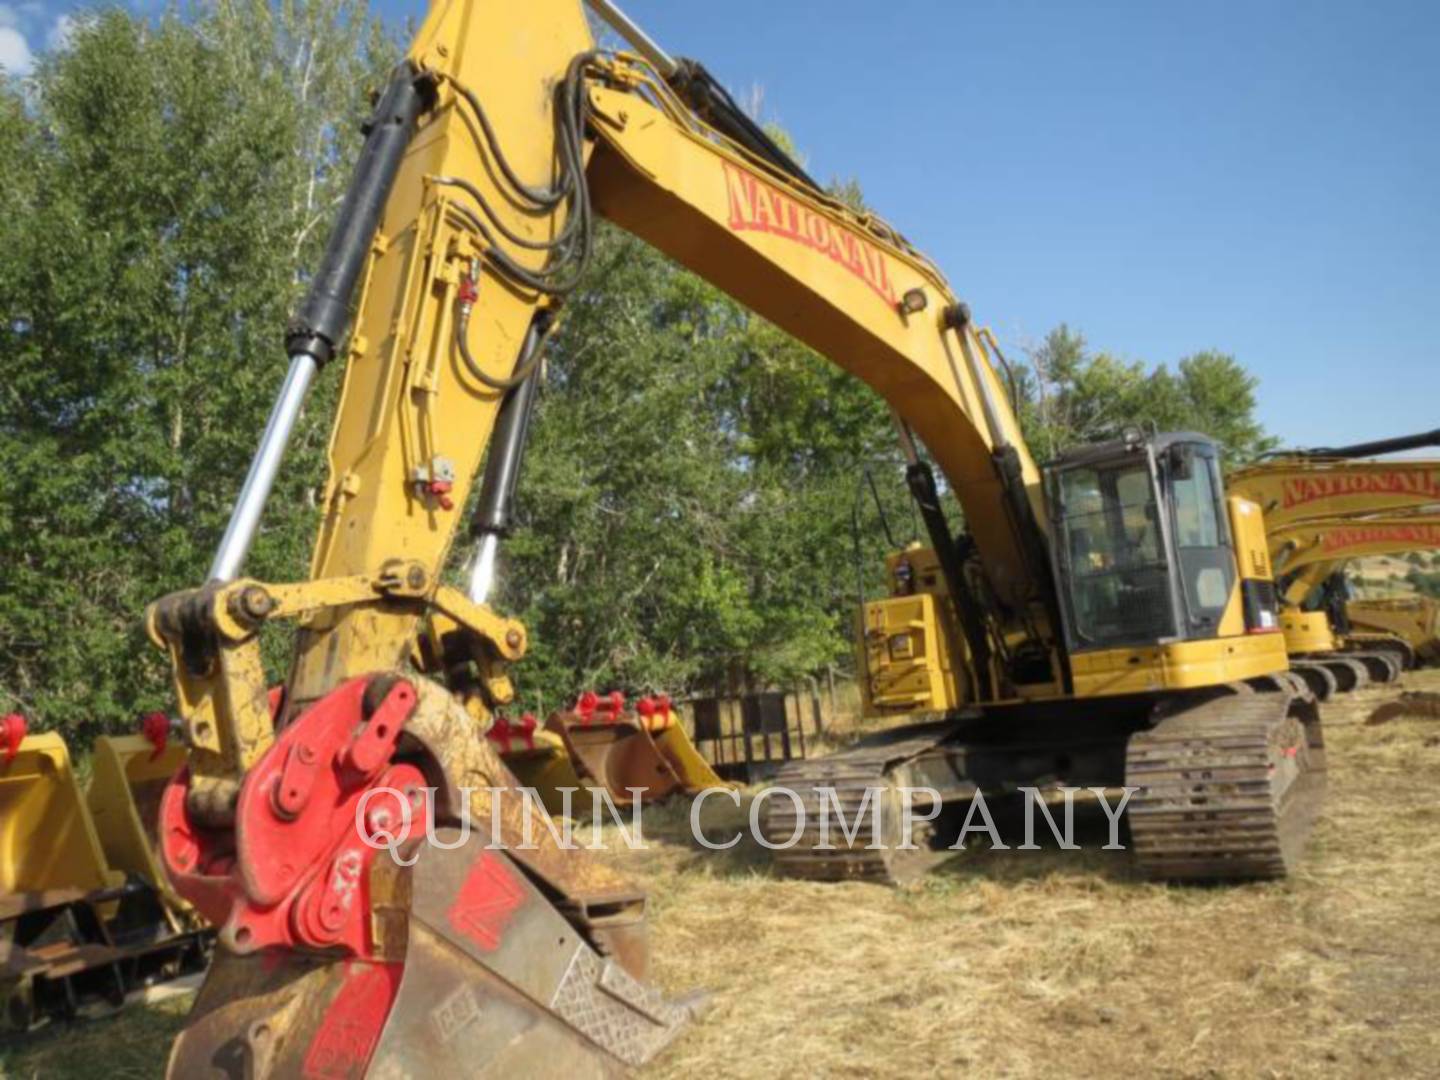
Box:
(86, 727, 198, 930)
(541, 693, 731, 807)
(159, 675, 696, 1077)
(642, 700, 731, 793)
(1, 726, 126, 1029)
(1, 718, 212, 1030)
(1366, 691, 1440, 726)
(486, 713, 588, 816)
(0, 729, 122, 910)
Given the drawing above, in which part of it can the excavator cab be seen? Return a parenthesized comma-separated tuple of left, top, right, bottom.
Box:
(1046, 432, 1273, 653)
(1048, 434, 1284, 694)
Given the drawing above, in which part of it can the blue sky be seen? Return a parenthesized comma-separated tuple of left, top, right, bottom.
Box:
(10, 1, 1438, 451)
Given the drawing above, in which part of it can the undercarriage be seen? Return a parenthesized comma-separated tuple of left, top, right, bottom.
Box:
(766, 677, 1324, 884)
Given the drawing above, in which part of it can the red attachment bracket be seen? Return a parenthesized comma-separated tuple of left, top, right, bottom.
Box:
(141, 711, 169, 760)
(574, 690, 624, 726)
(0, 713, 25, 767)
(635, 695, 675, 733)
(486, 712, 538, 754)
(160, 676, 424, 959)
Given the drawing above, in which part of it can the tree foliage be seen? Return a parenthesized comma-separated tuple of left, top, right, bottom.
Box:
(1017, 325, 1276, 465)
(0, 1, 394, 736)
(498, 226, 907, 711)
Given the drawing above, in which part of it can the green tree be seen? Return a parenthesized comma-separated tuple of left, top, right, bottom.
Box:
(1018, 325, 1274, 465)
(496, 224, 907, 710)
(0, 2, 393, 736)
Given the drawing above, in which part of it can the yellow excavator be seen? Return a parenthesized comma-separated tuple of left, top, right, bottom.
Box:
(140, 1, 1324, 1072)
(1266, 519, 1440, 689)
(1228, 432, 1440, 694)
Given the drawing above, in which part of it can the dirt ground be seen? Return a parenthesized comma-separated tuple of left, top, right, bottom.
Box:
(3, 670, 1439, 1079)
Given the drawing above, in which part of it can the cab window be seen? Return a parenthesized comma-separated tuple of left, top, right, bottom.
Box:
(1054, 458, 1176, 647)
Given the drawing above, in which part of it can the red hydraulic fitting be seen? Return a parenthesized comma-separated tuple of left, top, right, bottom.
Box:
(1, 713, 26, 767)
(597, 691, 624, 721)
(575, 690, 599, 725)
(458, 258, 480, 309)
(141, 711, 170, 760)
(426, 478, 455, 511)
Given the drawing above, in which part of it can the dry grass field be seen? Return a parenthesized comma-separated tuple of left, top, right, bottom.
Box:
(4, 670, 1439, 1079)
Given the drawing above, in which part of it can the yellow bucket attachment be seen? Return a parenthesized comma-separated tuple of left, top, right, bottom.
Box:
(488, 715, 589, 816)
(649, 720, 729, 792)
(536, 694, 733, 807)
(86, 733, 196, 929)
(0, 732, 123, 919)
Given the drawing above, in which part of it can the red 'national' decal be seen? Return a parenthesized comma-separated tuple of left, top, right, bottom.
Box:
(1320, 523, 1440, 553)
(722, 161, 898, 306)
(302, 962, 402, 1080)
(447, 852, 525, 952)
(1281, 470, 1440, 509)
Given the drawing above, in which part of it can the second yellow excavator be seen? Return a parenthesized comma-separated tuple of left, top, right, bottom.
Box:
(1228, 431, 1440, 694)
(140, 2, 1327, 1073)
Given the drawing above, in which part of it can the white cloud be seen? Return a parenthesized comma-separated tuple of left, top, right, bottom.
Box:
(46, 12, 72, 50)
(0, 24, 32, 75)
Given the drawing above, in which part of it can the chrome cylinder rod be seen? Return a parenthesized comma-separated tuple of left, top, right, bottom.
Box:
(584, 0, 677, 76)
(207, 353, 318, 581)
(467, 532, 502, 605)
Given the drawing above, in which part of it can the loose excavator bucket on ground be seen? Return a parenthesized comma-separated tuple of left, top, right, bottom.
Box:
(0, 718, 209, 1030)
(535, 693, 731, 810)
(487, 713, 590, 816)
(87, 728, 203, 932)
(1366, 690, 1440, 726)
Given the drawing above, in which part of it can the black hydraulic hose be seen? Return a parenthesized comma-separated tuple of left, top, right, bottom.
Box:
(433, 174, 585, 251)
(456, 307, 555, 392)
(441, 52, 599, 298)
(1300, 428, 1440, 459)
(666, 58, 820, 192)
(440, 72, 573, 209)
